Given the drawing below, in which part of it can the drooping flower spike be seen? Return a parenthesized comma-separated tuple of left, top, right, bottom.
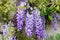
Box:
(16, 0, 27, 30)
(52, 13, 58, 30)
(2, 24, 16, 40)
(32, 7, 47, 39)
(25, 11, 34, 37)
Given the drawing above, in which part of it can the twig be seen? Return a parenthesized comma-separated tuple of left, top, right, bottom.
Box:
(0, 31, 3, 34)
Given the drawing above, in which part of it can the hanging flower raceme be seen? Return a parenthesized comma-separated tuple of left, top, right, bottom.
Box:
(16, 0, 27, 30)
(41, 16, 47, 39)
(52, 13, 58, 30)
(32, 7, 47, 39)
(20, 0, 28, 2)
(3, 25, 9, 37)
(55, 13, 60, 20)
(17, 0, 27, 6)
(16, 12, 24, 30)
(8, 36, 16, 40)
(2, 23, 16, 40)
(25, 12, 34, 37)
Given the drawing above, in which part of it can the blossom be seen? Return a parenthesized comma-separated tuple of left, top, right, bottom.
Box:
(25, 12, 33, 37)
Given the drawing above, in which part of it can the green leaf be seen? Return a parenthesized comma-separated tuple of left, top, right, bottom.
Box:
(29, 0, 34, 4)
(56, 0, 60, 5)
(0, 2, 2, 4)
(56, 6, 59, 10)
(3, 17, 7, 21)
(40, 5, 47, 16)
(48, 15, 53, 20)
(46, 36, 54, 40)
(43, 5, 46, 14)
(56, 33, 60, 40)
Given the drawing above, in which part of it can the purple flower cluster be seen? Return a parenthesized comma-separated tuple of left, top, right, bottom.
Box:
(16, 0, 47, 38)
(3, 24, 8, 36)
(16, 0, 27, 6)
(25, 12, 33, 37)
(52, 14, 58, 30)
(41, 16, 47, 38)
(21, 0, 28, 2)
(56, 13, 60, 20)
(16, 12, 24, 30)
(32, 8, 47, 38)
(16, 0, 27, 30)
(8, 36, 16, 40)
(2, 24, 16, 40)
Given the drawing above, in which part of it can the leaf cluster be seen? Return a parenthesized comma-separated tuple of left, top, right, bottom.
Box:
(0, 0, 16, 23)
(29, 0, 60, 20)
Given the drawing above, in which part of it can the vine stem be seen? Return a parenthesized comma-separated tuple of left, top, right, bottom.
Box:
(0, 31, 3, 34)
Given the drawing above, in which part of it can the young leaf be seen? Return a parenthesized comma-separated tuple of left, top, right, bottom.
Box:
(48, 15, 53, 20)
(55, 33, 60, 40)
(46, 36, 54, 40)
(29, 0, 34, 4)
(56, 6, 59, 10)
